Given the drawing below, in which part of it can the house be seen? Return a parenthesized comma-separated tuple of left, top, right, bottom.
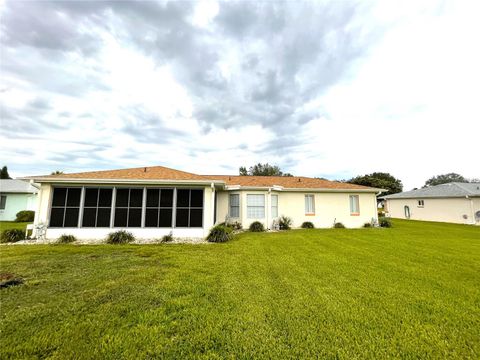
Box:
(0, 179, 39, 221)
(23, 166, 383, 240)
(381, 182, 480, 225)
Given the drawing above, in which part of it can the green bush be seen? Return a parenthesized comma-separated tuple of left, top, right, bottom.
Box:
(106, 230, 135, 244)
(219, 221, 243, 231)
(57, 234, 77, 244)
(161, 232, 174, 243)
(301, 221, 315, 229)
(379, 217, 392, 228)
(333, 222, 345, 229)
(207, 225, 233, 243)
(15, 210, 34, 222)
(363, 222, 372, 228)
(249, 221, 265, 232)
(278, 216, 292, 230)
(0, 229, 25, 243)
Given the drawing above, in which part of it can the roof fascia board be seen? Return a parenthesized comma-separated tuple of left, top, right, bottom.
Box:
(20, 177, 226, 186)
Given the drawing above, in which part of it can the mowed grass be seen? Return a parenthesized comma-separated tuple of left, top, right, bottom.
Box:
(0, 220, 479, 359)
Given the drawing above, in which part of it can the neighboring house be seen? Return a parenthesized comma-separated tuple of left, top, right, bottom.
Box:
(23, 166, 383, 240)
(0, 179, 38, 221)
(381, 182, 480, 225)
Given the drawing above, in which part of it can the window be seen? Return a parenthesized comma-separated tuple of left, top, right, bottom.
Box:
(145, 188, 173, 227)
(349, 195, 360, 215)
(418, 200, 424, 207)
(247, 194, 265, 219)
(271, 194, 278, 218)
(175, 189, 204, 227)
(50, 187, 81, 227)
(305, 195, 315, 215)
(114, 188, 143, 227)
(82, 188, 113, 227)
(229, 194, 240, 218)
(0, 195, 6, 210)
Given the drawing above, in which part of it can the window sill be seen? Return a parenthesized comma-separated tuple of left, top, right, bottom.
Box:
(305, 213, 315, 216)
(350, 213, 360, 216)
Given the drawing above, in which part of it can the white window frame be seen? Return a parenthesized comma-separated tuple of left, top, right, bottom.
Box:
(305, 194, 315, 215)
(229, 193, 240, 218)
(349, 195, 360, 215)
(247, 194, 265, 219)
(271, 194, 278, 218)
(417, 200, 424, 207)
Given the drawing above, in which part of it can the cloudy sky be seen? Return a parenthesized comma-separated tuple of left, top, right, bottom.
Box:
(1, 0, 478, 190)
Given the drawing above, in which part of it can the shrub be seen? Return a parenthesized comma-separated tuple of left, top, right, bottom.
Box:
(363, 222, 372, 228)
(301, 221, 315, 229)
(207, 225, 233, 243)
(333, 222, 345, 229)
(227, 221, 242, 231)
(278, 216, 292, 230)
(0, 229, 25, 243)
(161, 232, 174, 243)
(249, 221, 265, 232)
(106, 230, 135, 244)
(379, 217, 392, 228)
(57, 234, 77, 244)
(15, 210, 34, 222)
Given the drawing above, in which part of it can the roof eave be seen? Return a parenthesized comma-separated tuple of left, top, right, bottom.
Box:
(20, 177, 226, 186)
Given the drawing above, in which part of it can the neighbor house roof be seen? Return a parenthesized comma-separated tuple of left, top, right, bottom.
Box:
(24, 166, 382, 192)
(381, 182, 480, 199)
(0, 179, 39, 194)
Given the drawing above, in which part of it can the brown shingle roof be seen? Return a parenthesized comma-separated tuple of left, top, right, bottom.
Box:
(29, 166, 378, 191)
(39, 166, 206, 181)
(205, 175, 374, 190)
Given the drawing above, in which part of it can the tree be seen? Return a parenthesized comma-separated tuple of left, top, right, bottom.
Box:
(239, 163, 293, 176)
(51, 170, 64, 175)
(0, 166, 11, 179)
(423, 173, 468, 187)
(348, 172, 403, 195)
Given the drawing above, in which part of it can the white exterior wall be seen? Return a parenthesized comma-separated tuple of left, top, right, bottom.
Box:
(34, 184, 215, 240)
(385, 197, 480, 225)
(0, 193, 37, 221)
(216, 190, 378, 229)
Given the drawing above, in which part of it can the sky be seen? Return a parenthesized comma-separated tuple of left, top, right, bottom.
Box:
(1, 0, 479, 190)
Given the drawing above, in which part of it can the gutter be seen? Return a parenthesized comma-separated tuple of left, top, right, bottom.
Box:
(19, 177, 226, 186)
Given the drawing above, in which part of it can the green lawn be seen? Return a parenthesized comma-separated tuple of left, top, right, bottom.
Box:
(1, 220, 479, 359)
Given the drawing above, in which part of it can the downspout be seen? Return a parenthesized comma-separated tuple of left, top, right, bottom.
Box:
(211, 183, 216, 228)
(267, 187, 272, 230)
(467, 196, 474, 225)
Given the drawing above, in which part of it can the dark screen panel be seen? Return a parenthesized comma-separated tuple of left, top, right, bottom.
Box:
(67, 188, 81, 207)
(146, 189, 159, 207)
(159, 209, 172, 227)
(129, 189, 143, 207)
(52, 188, 67, 207)
(96, 208, 111, 227)
(82, 208, 97, 227)
(128, 208, 142, 227)
(145, 208, 159, 227)
(190, 190, 203, 207)
(114, 208, 128, 227)
(176, 189, 190, 207)
(176, 208, 189, 227)
(50, 208, 64, 227)
(189, 209, 203, 227)
(116, 189, 129, 207)
(84, 188, 98, 207)
(98, 189, 112, 207)
(160, 189, 174, 207)
(64, 208, 79, 227)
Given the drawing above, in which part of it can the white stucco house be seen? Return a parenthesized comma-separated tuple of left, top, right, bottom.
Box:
(0, 179, 38, 221)
(381, 182, 480, 225)
(23, 166, 383, 240)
